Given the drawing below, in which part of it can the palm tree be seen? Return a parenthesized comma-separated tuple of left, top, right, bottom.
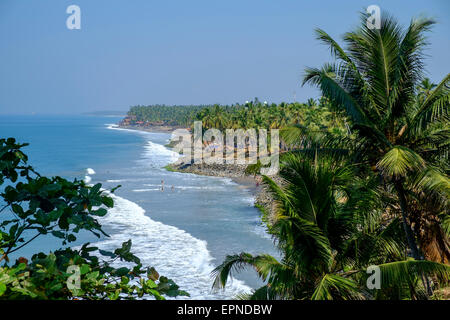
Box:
(418, 77, 437, 98)
(212, 154, 450, 299)
(297, 12, 449, 262)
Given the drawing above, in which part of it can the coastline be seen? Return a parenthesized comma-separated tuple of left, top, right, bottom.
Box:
(117, 124, 186, 133)
(118, 124, 276, 221)
(105, 122, 270, 298)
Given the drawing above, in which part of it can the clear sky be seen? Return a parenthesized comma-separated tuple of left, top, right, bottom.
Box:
(0, 0, 449, 114)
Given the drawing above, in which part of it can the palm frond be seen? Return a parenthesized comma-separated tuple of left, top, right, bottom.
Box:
(236, 285, 281, 300)
(410, 73, 450, 133)
(440, 213, 450, 237)
(275, 216, 333, 269)
(377, 146, 425, 177)
(376, 259, 450, 288)
(411, 166, 450, 202)
(389, 18, 435, 120)
(311, 273, 362, 300)
(280, 125, 316, 149)
(303, 64, 370, 126)
(211, 253, 282, 289)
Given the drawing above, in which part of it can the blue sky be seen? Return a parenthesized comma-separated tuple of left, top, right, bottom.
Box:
(0, 0, 449, 114)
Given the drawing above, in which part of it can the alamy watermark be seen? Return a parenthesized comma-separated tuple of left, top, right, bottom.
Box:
(366, 265, 381, 289)
(367, 5, 381, 30)
(66, 265, 81, 292)
(66, 5, 81, 30)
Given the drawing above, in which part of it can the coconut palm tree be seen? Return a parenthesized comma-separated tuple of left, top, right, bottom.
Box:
(295, 12, 449, 262)
(418, 77, 437, 98)
(212, 154, 450, 299)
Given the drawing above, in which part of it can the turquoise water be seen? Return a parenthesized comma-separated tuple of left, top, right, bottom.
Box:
(0, 115, 278, 299)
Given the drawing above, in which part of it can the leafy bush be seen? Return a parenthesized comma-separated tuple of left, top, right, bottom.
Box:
(0, 138, 188, 299)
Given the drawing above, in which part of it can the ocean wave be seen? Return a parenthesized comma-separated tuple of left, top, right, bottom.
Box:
(86, 168, 96, 175)
(132, 188, 161, 192)
(138, 140, 180, 168)
(95, 193, 252, 299)
(242, 196, 255, 205)
(106, 124, 157, 136)
(176, 185, 226, 191)
(97, 127, 261, 298)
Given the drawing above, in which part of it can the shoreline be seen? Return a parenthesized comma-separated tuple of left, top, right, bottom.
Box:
(117, 124, 275, 220)
(117, 124, 186, 133)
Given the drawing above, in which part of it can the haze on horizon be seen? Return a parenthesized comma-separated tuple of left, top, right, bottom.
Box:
(0, 0, 449, 115)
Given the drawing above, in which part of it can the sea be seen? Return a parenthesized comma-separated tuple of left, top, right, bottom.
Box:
(0, 114, 278, 299)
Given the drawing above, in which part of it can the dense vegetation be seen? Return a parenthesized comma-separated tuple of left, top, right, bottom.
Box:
(126, 99, 349, 136)
(127, 104, 208, 127)
(0, 138, 188, 299)
(213, 13, 450, 300)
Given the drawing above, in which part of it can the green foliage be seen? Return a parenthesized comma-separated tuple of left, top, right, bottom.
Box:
(125, 99, 348, 135)
(301, 12, 449, 262)
(377, 146, 425, 177)
(0, 138, 188, 299)
(126, 105, 209, 127)
(212, 13, 450, 298)
(213, 155, 450, 300)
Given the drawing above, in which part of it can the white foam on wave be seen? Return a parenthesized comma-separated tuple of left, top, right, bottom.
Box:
(96, 129, 259, 298)
(106, 178, 154, 183)
(242, 196, 255, 206)
(106, 124, 157, 136)
(141, 183, 226, 192)
(253, 223, 273, 240)
(132, 188, 161, 192)
(176, 185, 226, 191)
(86, 168, 96, 175)
(84, 175, 92, 183)
(139, 140, 180, 168)
(96, 193, 252, 299)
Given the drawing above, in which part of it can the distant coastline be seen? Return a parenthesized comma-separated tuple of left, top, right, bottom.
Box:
(118, 124, 185, 133)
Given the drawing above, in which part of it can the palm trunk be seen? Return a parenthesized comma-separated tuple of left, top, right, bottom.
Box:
(394, 180, 421, 260)
(395, 181, 435, 297)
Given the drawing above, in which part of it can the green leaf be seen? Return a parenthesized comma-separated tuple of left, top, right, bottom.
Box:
(377, 146, 425, 177)
(11, 204, 24, 215)
(80, 264, 91, 275)
(90, 183, 102, 195)
(99, 249, 116, 258)
(146, 279, 157, 288)
(51, 230, 65, 239)
(101, 196, 114, 208)
(92, 208, 108, 217)
(114, 267, 130, 277)
(0, 282, 6, 296)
